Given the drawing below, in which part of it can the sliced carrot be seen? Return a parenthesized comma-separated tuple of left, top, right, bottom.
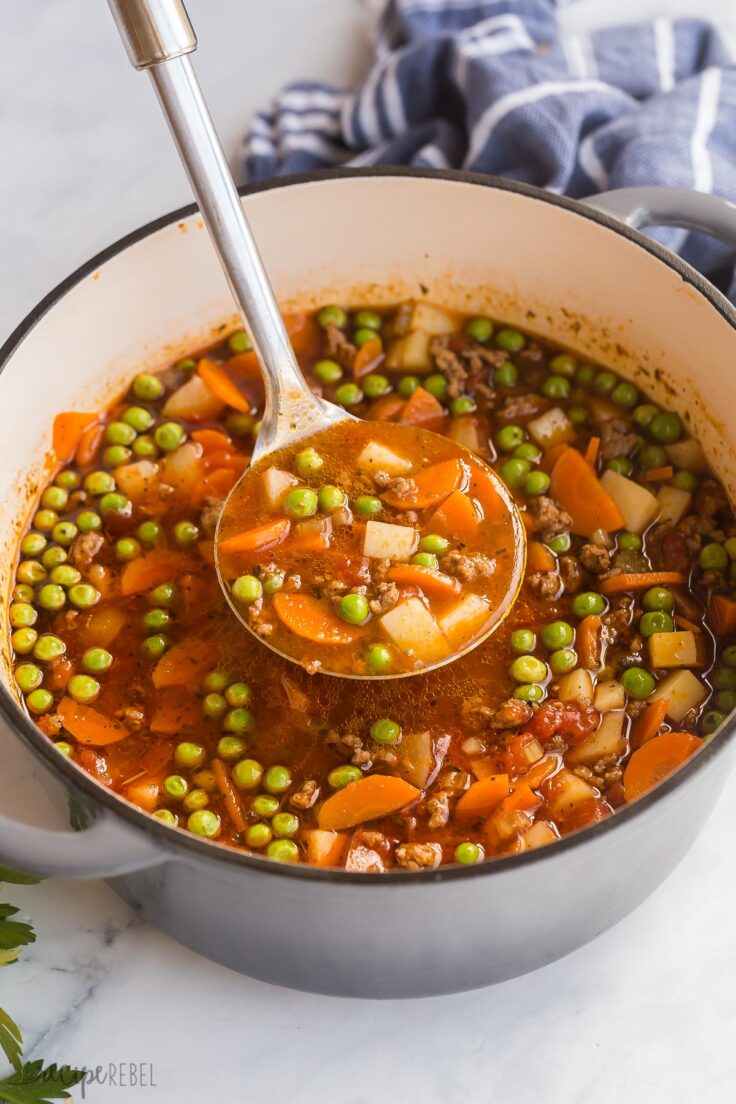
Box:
(584, 436, 601, 467)
(47, 657, 73, 691)
(468, 462, 506, 523)
(58, 696, 128, 746)
(455, 774, 510, 818)
(711, 594, 736, 635)
(284, 311, 321, 359)
(643, 465, 674, 482)
(198, 357, 250, 413)
(540, 442, 570, 474)
(53, 412, 98, 463)
(212, 758, 247, 834)
(398, 386, 446, 431)
(120, 550, 194, 596)
(219, 517, 291, 554)
(526, 540, 556, 573)
(429, 490, 480, 543)
(152, 638, 212, 689)
(303, 829, 349, 868)
(674, 614, 701, 633)
(630, 697, 669, 750)
(75, 421, 105, 467)
(382, 458, 465, 511)
(386, 563, 460, 597)
(150, 687, 195, 735)
(499, 783, 541, 814)
(577, 614, 602, 670)
(139, 737, 175, 774)
(550, 446, 625, 537)
(317, 774, 421, 830)
(191, 428, 233, 453)
(288, 519, 332, 553)
(353, 338, 384, 378)
(623, 731, 701, 801)
(227, 350, 261, 379)
(521, 510, 536, 534)
(600, 571, 687, 596)
(273, 593, 361, 645)
(78, 604, 127, 649)
(202, 450, 248, 475)
(366, 394, 405, 422)
(513, 754, 560, 791)
(201, 468, 239, 498)
(124, 777, 160, 813)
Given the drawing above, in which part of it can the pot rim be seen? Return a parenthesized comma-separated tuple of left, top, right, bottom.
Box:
(1, 165, 734, 885)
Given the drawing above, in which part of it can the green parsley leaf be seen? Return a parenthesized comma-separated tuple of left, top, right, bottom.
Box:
(0, 1009, 23, 1074)
(0, 1060, 85, 1104)
(0, 872, 40, 888)
(0, 908, 35, 957)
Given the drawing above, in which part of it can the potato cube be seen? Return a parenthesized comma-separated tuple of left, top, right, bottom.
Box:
(384, 330, 432, 371)
(408, 301, 461, 335)
(437, 594, 491, 649)
(544, 769, 598, 815)
(567, 711, 627, 766)
(665, 438, 708, 473)
(447, 416, 486, 456)
(657, 485, 692, 527)
(594, 679, 626, 711)
(527, 407, 576, 450)
(363, 520, 418, 561)
(262, 466, 298, 508)
(648, 630, 698, 669)
(520, 820, 559, 851)
(356, 440, 412, 477)
(600, 469, 660, 533)
(557, 669, 594, 704)
(650, 670, 707, 722)
(379, 597, 451, 665)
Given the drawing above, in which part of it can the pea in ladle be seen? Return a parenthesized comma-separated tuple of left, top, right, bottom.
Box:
(107, 0, 526, 678)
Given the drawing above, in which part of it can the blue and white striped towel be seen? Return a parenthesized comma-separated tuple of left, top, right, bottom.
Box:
(243, 0, 736, 300)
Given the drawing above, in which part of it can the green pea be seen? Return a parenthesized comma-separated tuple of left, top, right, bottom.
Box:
(251, 794, 280, 818)
(225, 682, 251, 708)
(465, 317, 493, 343)
(15, 663, 43, 693)
(715, 689, 736, 712)
(640, 611, 674, 637)
(363, 373, 392, 399)
(606, 458, 633, 477)
(164, 774, 189, 801)
(295, 448, 324, 476)
(228, 329, 252, 354)
(549, 353, 577, 378)
(203, 669, 230, 693)
(621, 667, 656, 699)
(542, 375, 570, 400)
(272, 812, 300, 839)
(53, 521, 79, 547)
(203, 692, 227, 719)
(245, 823, 273, 848)
(33, 635, 66, 662)
(510, 655, 548, 683)
(154, 422, 186, 452)
(713, 667, 736, 691)
(525, 471, 551, 496)
(68, 583, 100, 609)
(571, 591, 606, 619)
(133, 373, 165, 401)
(143, 609, 170, 634)
(115, 537, 141, 561)
(55, 470, 80, 490)
(317, 305, 347, 329)
(231, 575, 263, 603)
(497, 425, 524, 452)
(225, 413, 254, 437)
(510, 629, 536, 653)
(328, 764, 362, 790)
(37, 585, 65, 612)
(513, 443, 542, 463)
(224, 708, 254, 735)
(547, 532, 571, 555)
(149, 582, 177, 607)
(216, 735, 246, 760)
(104, 445, 134, 469)
(575, 365, 595, 385)
(355, 495, 382, 519)
(266, 839, 299, 862)
(54, 741, 74, 757)
(314, 358, 343, 384)
(132, 435, 158, 459)
(541, 621, 574, 650)
(99, 492, 131, 518)
(700, 543, 728, 571)
(152, 809, 177, 826)
(365, 643, 393, 674)
(638, 445, 668, 470)
(593, 370, 618, 395)
(106, 421, 136, 447)
(141, 634, 170, 659)
(318, 485, 347, 513)
(174, 742, 206, 769)
(12, 628, 38, 655)
(672, 470, 697, 492)
(173, 520, 200, 546)
(424, 374, 448, 400)
(263, 573, 285, 595)
(701, 710, 725, 735)
(132, 522, 159, 550)
(370, 718, 401, 745)
(642, 586, 673, 612)
(34, 509, 58, 532)
(724, 537, 736, 562)
(723, 645, 736, 668)
(495, 328, 525, 353)
(454, 841, 483, 864)
(26, 688, 54, 714)
(16, 561, 46, 586)
(633, 403, 659, 429)
(353, 309, 382, 331)
(82, 647, 113, 673)
(618, 532, 642, 551)
(500, 457, 531, 489)
(411, 552, 438, 569)
(611, 381, 639, 408)
(21, 532, 47, 556)
(284, 487, 319, 519)
(77, 510, 102, 532)
(13, 584, 34, 604)
(419, 533, 450, 555)
(513, 683, 545, 703)
(337, 593, 369, 625)
(397, 375, 420, 398)
(494, 362, 518, 388)
(264, 765, 292, 794)
(67, 674, 100, 704)
(187, 809, 221, 838)
(568, 405, 589, 426)
(354, 328, 381, 348)
(550, 648, 577, 674)
(42, 486, 69, 512)
(649, 411, 682, 444)
(334, 382, 364, 408)
(122, 405, 155, 432)
(450, 395, 477, 416)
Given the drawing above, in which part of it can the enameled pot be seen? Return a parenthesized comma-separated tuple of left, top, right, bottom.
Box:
(1, 170, 736, 999)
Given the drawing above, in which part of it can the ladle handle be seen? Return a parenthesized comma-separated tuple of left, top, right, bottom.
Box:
(107, 0, 317, 432)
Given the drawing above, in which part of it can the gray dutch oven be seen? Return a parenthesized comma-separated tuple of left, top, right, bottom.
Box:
(1, 170, 735, 998)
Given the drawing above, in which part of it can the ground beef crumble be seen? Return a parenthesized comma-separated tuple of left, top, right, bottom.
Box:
(528, 496, 573, 542)
(394, 842, 442, 870)
(324, 322, 356, 369)
(580, 543, 611, 574)
(441, 550, 495, 581)
(599, 418, 641, 461)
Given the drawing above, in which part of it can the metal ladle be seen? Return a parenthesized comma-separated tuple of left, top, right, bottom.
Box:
(107, 0, 526, 678)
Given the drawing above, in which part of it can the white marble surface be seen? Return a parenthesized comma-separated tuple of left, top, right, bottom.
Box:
(2, 1, 736, 1101)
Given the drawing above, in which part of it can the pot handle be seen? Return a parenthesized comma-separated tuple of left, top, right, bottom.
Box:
(0, 808, 167, 879)
(585, 186, 736, 247)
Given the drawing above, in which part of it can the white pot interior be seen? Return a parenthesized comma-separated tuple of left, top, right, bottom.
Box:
(2, 174, 735, 685)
